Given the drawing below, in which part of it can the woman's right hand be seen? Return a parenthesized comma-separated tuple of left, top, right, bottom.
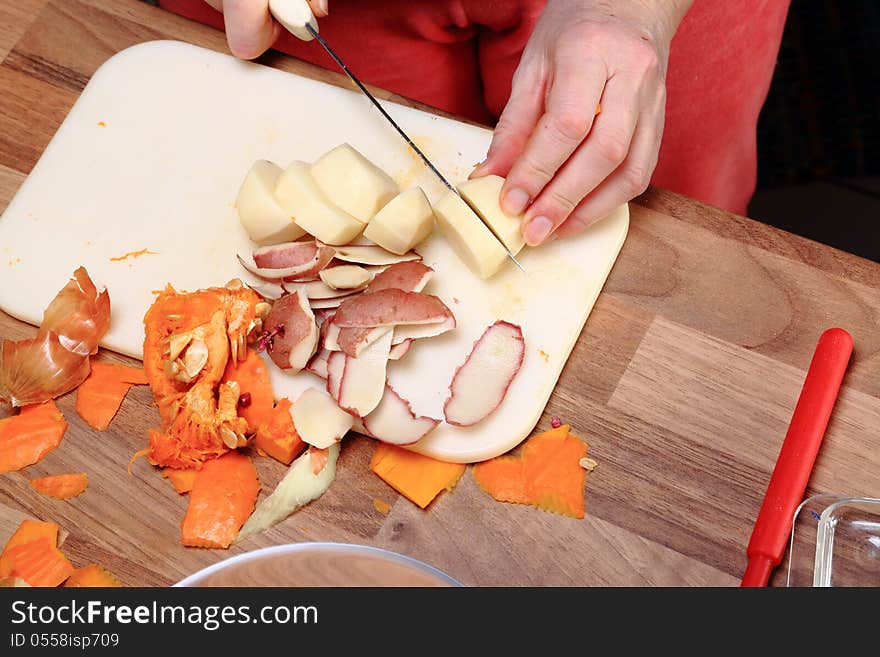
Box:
(204, 0, 329, 59)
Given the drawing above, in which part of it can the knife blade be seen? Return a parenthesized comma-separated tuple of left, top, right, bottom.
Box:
(268, 0, 525, 272)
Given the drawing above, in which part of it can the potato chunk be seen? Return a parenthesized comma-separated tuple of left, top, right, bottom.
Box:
(310, 144, 399, 222)
(432, 191, 508, 279)
(274, 161, 365, 245)
(363, 187, 434, 255)
(457, 175, 525, 255)
(235, 160, 306, 245)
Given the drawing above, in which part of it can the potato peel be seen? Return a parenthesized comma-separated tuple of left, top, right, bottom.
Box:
(238, 443, 339, 541)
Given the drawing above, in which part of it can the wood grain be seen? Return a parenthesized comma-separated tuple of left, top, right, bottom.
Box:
(0, 0, 48, 61)
(0, 0, 878, 587)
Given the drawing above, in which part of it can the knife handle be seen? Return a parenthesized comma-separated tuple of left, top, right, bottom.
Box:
(269, 0, 318, 41)
(741, 327, 853, 587)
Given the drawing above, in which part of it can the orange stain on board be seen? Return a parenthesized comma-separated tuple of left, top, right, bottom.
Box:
(110, 248, 158, 262)
(97, 121, 107, 127)
(373, 498, 391, 515)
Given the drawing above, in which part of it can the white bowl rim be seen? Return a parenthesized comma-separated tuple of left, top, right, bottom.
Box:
(174, 542, 463, 587)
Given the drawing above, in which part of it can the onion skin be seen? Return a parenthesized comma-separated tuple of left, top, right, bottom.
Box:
(0, 267, 110, 407)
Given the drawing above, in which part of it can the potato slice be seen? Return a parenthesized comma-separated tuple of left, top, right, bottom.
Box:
(274, 161, 364, 245)
(432, 190, 508, 279)
(319, 265, 373, 290)
(457, 175, 525, 255)
(363, 187, 435, 255)
(310, 144, 399, 222)
(235, 160, 306, 245)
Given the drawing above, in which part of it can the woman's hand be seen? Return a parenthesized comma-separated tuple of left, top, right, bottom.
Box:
(474, 0, 692, 245)
(204, 0, 329, 59)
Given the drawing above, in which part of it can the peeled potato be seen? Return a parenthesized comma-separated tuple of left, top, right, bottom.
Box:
(274, 161, 365, 245)
(457, 175, 525, 255)
(235, 160, 306, 245)
(432, 191, 508, 279)
(363, 187, 434, 255)
(310, 144, 399, 222)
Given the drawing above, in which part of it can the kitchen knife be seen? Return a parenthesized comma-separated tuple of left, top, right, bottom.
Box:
(268, 0, 526, 273)
(741, 327, 853, 587)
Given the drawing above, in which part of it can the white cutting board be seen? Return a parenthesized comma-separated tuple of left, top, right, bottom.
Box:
(0, 41, 627, 463)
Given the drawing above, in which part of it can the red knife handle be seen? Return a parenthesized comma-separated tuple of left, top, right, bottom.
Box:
(741, 327, 853, 587)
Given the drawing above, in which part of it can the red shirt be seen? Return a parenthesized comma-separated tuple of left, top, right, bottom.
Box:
(158, 0, 790, 214)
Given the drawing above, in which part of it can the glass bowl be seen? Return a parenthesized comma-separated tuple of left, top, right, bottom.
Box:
(785, 494, 880, 587)
(175, 542, 462, 587)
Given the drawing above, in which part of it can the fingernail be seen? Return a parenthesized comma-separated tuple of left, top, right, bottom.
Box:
(524, 216, 553, 245)
(314, 0, 330, 16)
(502, 187, 530, 215)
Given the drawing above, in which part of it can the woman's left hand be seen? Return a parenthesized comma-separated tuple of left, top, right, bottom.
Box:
(473, 0, 691, 245)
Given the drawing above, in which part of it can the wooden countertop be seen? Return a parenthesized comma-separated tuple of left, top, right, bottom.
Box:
(1, 0, 878, 587)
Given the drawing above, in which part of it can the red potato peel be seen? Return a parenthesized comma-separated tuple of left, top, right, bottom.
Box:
(327, 325, 390, 359)
(309, 294, 361, 310)
(290, 388, 353, 449)
(245, 281, 284, 301)
(362, 385, 440, 445)
(392, 315, 456, 344)
(326, 351, 345, 401)
(305, 348, 331, 379)
(289, 280, 366, 300)
(443, 321, 525, 427)
(262, 289, 317, 372)
(365, 261, 432, 293)
(337, 330, 392, 417)
(332, 289, 454, 329)
(329, 262, 435, 357)
(237, 244, 334, 282)
(388, 339, 413, 361)
(331, 244, 421, 267)
(253, 240, 320, 269)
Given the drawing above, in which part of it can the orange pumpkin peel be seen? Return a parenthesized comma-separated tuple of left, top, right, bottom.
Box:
(0, 401, 67, 473)
(162, 467, 197, 494)
(181, 451, 260, 548)
(0, 520, 59, 573)
(473, 425, 590, 519)
(64, 564, 122, 587)
(75, 362, 147, 431)
(221, 348, 274, 434)
(30, 473, 89, 500)
(370, 443, 465, 509)
(253, 398, 305, 466)
(141, 283, 261, 469)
